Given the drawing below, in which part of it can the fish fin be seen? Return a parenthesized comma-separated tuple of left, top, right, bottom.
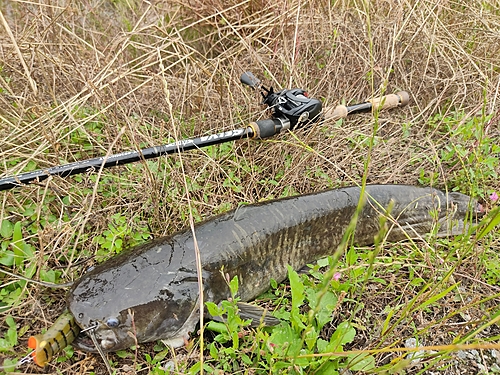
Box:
(236, 302, 280, 327)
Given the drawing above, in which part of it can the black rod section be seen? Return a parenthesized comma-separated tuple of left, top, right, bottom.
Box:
(0, 127, 254, 191)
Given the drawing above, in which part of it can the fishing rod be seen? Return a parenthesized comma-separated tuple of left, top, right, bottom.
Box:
(0, 72, 409, 191)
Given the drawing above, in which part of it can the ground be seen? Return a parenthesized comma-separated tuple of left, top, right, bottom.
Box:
(0, 0, 499, 374)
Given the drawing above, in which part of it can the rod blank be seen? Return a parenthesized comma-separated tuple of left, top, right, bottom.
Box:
(0, 128, 254, 191)
(0, 91, 409, 191)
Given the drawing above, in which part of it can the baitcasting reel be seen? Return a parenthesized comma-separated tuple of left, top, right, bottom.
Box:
(241, 71, 322, 133)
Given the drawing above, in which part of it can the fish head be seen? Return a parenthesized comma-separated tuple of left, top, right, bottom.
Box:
(70, 294, 200, 352)
(67, 239, 203, 352)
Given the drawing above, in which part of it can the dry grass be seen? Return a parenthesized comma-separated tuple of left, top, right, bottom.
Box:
(0, 0, 499, 374)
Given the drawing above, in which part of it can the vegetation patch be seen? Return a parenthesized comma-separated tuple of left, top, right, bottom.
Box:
(0, 0, 499, 374)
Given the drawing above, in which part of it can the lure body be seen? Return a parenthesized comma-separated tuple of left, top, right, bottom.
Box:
(28, 310, 80, 367)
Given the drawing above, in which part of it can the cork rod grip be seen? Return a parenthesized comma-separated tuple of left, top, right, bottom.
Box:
(323, 91, 409, 121)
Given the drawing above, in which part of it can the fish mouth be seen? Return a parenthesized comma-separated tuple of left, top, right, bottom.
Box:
(73, 332, 98, 352)
(72, 330, 119, 353)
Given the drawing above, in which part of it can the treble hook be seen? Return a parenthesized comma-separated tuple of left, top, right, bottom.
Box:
(0, 351, 33, 371)
(18, 352, 33, 366)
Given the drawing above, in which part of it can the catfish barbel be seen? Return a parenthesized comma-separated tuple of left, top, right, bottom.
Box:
(66, 185, 482, 353)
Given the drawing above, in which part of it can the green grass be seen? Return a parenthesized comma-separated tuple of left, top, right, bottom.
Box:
(1, 0, 500, 374)
(1, 106, 499, 374)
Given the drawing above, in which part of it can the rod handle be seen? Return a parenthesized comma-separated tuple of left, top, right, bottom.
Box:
(323, 91, 410, 121)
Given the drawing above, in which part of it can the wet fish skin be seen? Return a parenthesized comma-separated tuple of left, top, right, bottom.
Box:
(67, 185, 481, 352)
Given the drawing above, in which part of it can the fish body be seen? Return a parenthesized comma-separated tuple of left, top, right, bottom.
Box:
(67, 185, 480, 352)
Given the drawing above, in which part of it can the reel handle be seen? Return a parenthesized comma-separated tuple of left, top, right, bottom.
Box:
(323, 91, 410, 121)
(240, 71, 262, 89)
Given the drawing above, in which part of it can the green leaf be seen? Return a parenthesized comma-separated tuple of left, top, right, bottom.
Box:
(417, 283, 458, 312)
(477, 207, 500, 241)
(6, 316, 15, 328)
(346, 246, 358, 266)
(0, 287, 23, 308)
(206, 321, 228, 335)
(152, 348, 169, 364)
(317, 257, 330, 268)
(115, 238, 123, 251)
(209, 342, 219, 359)
(346, 353, 375, 371)
(229, 275, 239, 297)
(0, 357, 17, 372)
(189, 361, 212, 374)
(6, 327, 17, 346)
(241, 353, 252, 365)
(0, 251, 15, 266)
(205, 301, 223, 317)
(25, 261, 36, 279)
(0, 338, 14, 351)
(317, 338, 329, 352)
(11, 222, 26, 266)
(231, 330, 239, 349)
(115, 350, 129, 358)
(327, 321, 355, 352)
(288, 265, 305, 330)
(40, 269, 57, 283)
(305, 325, 318, 351)
(0, 220, 13, 238)
(269, 321, 302, 357)
(315, 361, 340, 375)
(273, 361, 293, 370)
(310, 291, 337, 329)
(0, 315, 17, 351)
(12, 221, 22, 242)
(382, 306, 396, 336)
(22, 207, 35, 217)
(410, 277, 425, 286)
(273, 308, 290, 320)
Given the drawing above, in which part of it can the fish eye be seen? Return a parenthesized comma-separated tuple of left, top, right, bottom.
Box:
(106, 317, 119, 328)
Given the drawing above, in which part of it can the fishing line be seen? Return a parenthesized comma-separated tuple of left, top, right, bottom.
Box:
(0, 268, 73, 288)
(89, 328, 113, 375)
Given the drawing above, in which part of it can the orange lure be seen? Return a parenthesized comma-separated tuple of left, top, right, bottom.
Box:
(28, 311, 80, 367)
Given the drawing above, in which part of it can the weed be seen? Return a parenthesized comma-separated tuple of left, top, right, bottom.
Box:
(0, 220, 36, 311)
(93, 213, 151, 258)
(199, 267, 376, 374)
(0, 0, 499, 374)
(419, 112, 499, 196)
